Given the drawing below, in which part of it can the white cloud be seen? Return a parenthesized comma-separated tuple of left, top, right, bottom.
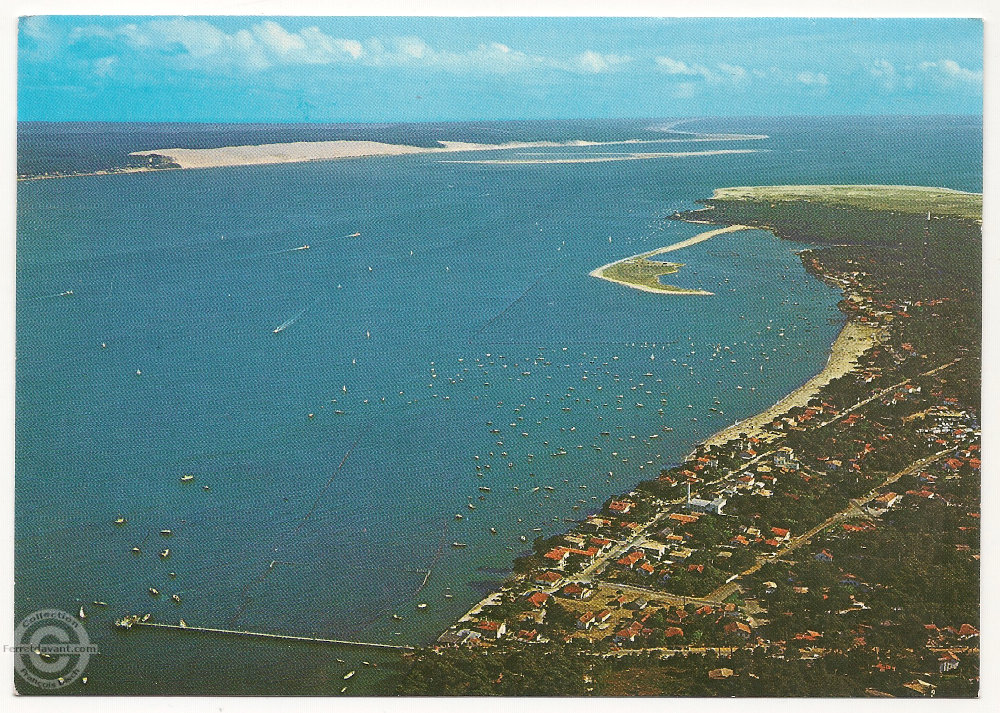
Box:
(255, 21, 307, 55)
(870, 59, 898, 90)
(74, 18, 631, 78)
(716, 63, 748, 83)
(655, 57, 709, 78)
(796, 71, 829, 86)
(20, 16, 63, 61)
(93, 56, 117, 77)
(672, 82, 697, 99)
(84, 18, 365, 73)
(919, 59, 982, 88)
(574, 50, 630, 74)
(654, 57, 748, 85)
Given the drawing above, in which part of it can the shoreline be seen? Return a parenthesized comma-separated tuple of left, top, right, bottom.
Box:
(18, 133, 769, 181)
(449, 219, 881, 634)
(129, 138, 761, 171)
(588, 224, 751, 295)
(695, 319, 884, 452)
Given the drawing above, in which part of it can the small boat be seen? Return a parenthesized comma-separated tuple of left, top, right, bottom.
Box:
(149, 588, 160, 596)
(160, 529, 173, 537)
(92, 601, 108, 607)
(180, 474, 194, 483)
(444, 593, 454, 599)
(479, 487, 491, 493)
(160, 549, 170, 559)
(340, 687, 348, 693)
(179, 619, 188, 628)
(451, 542, 468, 548)
(113, 515, 127, 526)
(78, 606, 86, 620)
(416, 603, 428, 610)
(454, 514, 464, 520)
(131, 547, 141, 555)
(362, 661, 371, 666)
(171, 594, 181, 603)
(344, 671, 356, 680)
(467, 503, 475, 510)
(392, 614, 403, 621)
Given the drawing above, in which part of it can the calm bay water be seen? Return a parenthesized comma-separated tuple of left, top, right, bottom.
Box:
(15, 117, 981, 694)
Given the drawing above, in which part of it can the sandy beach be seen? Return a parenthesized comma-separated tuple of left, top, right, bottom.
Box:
(128, 137, 765, 171)
(589, 224, 751, 295)
(698, 320, 884, 449)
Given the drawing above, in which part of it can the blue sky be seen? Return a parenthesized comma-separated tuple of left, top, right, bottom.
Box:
(18, 16, 983, 122)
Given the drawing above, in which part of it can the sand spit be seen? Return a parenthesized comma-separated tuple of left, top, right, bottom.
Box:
(440, 149, 761, 165)
(127, 136, 766, 171)
(589, 225, 751, 295)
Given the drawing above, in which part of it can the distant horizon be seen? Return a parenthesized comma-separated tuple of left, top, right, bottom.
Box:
(15, 113, 986, 126)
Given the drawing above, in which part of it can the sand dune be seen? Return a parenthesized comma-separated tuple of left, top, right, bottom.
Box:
(129, 136, 765, 171)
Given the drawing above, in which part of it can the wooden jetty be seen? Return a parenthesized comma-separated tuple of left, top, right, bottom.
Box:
(126, 620, 415, 651)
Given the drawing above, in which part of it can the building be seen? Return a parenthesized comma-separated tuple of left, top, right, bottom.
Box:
(688, 495, 728, 515)
(708, 668, 735, 679)
(476, 620, 507, 640)
(437, 629, 479, 645)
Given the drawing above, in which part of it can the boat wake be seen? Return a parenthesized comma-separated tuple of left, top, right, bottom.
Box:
(273, 307, 309, 334)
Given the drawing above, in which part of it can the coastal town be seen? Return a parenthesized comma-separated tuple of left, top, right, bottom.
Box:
(400, 186, 981, 697)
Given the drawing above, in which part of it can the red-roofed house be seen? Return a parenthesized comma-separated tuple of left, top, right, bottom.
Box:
(526, 591, 550, 609)
(609, 499, 635, 515)
(724, 621, 752, 639)
(477, 620, 507, 640)
(543, 547, 570, 569)
(560, 582, 594, 601)
(534, 571, 564, 586)
(617, 550, 645, 569)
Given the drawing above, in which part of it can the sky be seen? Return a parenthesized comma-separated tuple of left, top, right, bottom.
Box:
(17, 16, 983, 122)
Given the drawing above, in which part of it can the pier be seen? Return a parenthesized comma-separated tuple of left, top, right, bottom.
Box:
(124, 620, 415, 651)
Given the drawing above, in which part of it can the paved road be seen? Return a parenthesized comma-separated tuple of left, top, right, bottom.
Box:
(705, 447, 954, 602)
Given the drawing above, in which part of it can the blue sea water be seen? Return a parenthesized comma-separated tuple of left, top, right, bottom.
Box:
(15, 116, 981, 694)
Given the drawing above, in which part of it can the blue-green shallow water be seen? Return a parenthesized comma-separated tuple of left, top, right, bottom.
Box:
(16, 117, 981, 694)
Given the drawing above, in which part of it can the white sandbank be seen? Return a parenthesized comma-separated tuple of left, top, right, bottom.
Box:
(128, 136, 765, 171)
(588, 225, 751, 295)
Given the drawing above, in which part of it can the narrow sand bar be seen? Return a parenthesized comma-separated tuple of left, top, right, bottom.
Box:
(698, 321, 884, 449)
(589, 224, 750, 295)
(128, 136, 765, 171)
(439, 149, 759, 165)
